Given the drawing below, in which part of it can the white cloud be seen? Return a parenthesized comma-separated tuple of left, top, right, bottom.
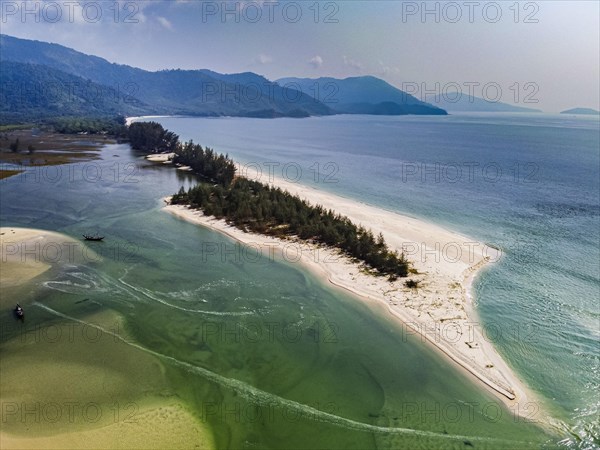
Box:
(308, 55, 323, 69)
(255, 53, 273, 65)
(378, 61, 400, 76)
(157, 16, 173, 30)
(343, 55, 363, 71)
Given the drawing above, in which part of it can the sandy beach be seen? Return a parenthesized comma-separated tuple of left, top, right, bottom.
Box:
(126, 116, 173, 127)
(163, 171, 538, 411)
(0, 228, 95, 290)
(145, 153, 175, 163)
(0, 228, 215, 449)
(144, 153, 193, 171)
(0, 402, 212, 450)
(0, 293, 214, 449)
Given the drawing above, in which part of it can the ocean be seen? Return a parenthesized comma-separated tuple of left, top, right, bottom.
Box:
(1, 113, 597, 448)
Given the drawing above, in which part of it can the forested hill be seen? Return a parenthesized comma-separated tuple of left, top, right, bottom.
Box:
(0, 34, 332, 119)
(277, 76, 447, 116)
(0, 62, 150, 122)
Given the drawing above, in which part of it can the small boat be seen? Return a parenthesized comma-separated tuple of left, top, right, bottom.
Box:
(14, 304, 24, 320)
(83, 234, 104, 241)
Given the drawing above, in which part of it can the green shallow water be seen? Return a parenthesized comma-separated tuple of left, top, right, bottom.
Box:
(0, 143, 557, 448)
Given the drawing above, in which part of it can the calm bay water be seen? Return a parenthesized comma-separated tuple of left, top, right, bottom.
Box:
(1, 113, 597, 448)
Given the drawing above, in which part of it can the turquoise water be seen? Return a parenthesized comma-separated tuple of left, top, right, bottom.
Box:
(149, 113, 599, 447)
(1, 112, 597, 448)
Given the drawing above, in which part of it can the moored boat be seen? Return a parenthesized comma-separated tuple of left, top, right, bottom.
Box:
(14, 304, 24, 320)
(83, 234, 104, 241)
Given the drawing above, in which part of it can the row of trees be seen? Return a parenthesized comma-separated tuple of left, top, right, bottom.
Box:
(48, 116, 128, 135)
(128, 121, 179, 153)
(128, 121, 235, 186)
(173, 140, 236, 187)
(7, 138, 35, 154)
(127, 121, 409, 278)
(0, 115, 128, 136)
(172, 177, 409, 279)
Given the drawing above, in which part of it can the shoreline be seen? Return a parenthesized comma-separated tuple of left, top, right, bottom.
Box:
(0, 227, 99, 290)
(126, 116, 175, 127)
(162, 173, 541, 414)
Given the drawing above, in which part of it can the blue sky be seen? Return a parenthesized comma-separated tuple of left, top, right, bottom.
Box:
(1, 0, 599, 112)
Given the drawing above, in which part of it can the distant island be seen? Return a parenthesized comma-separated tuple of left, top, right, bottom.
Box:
(424, 92, 542, 113)
(560, 108, 600, 116)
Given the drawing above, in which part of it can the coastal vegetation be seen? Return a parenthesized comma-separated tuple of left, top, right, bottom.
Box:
(128, 121, 179, 154)
(128, 122, 236, 186)
(405, 279, 421, 289)
(130, 121, 410, 279)
(0, 117, 123, 181)
(0, 124, 34, 132)
(172, 179, 409, 278)
(0, 116, 126, 172)
(0, 116, 127, 136)
(48, 116, 128, 136)
(172, 140, 236, 186)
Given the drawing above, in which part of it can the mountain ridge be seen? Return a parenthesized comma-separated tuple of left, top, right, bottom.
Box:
(0, 61, 151, 121)
(277, 76, 447, 115)
(0, 34, 331, 119)
(1, 34, 448, 120)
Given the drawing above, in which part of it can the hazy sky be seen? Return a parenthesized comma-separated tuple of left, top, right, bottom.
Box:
(1, 0, 599, 112)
